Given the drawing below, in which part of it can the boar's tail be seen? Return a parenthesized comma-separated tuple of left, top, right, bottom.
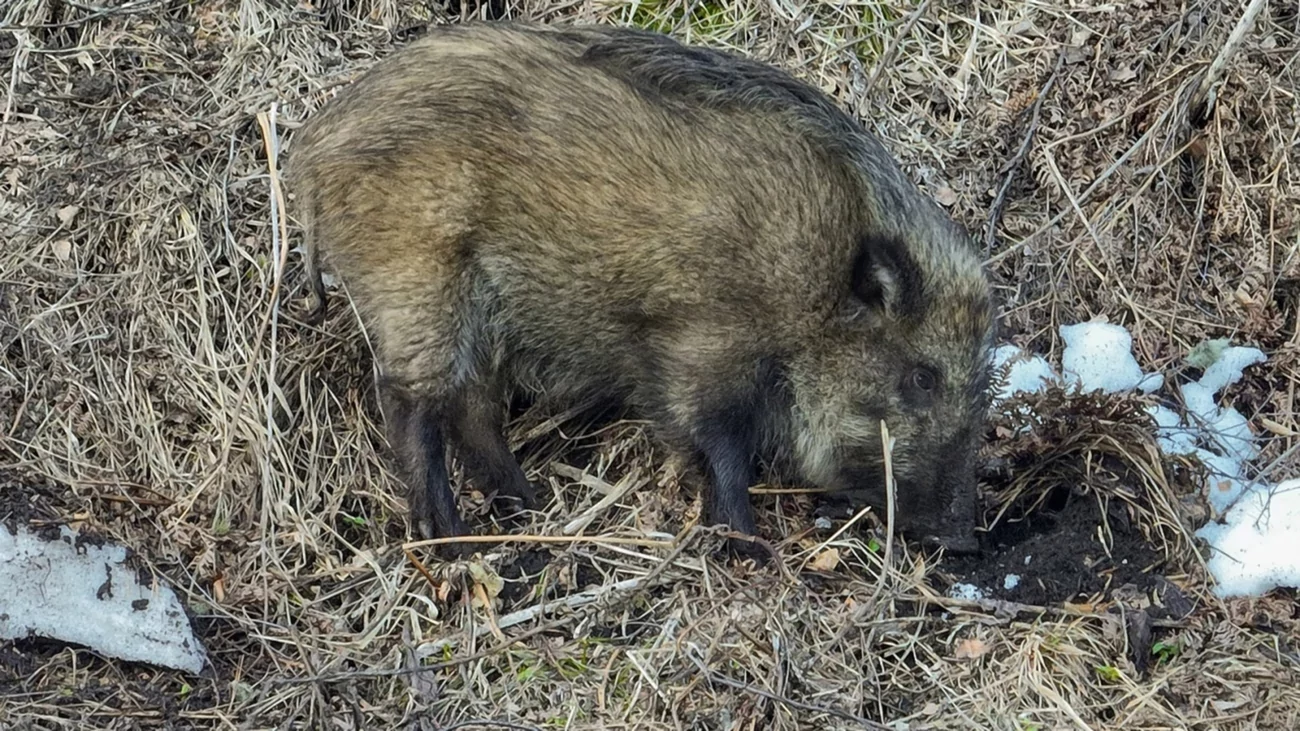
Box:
(297, 189, 328, 326)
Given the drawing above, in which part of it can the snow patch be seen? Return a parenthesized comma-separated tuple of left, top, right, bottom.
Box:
(1059, 322, 1163, 395)
(991, 344, 1058, 406)
(948, 583, 985, 601)
(1200, 346, 1268, 394)
(0, 524, 208, 674)
(1194, 480, 1300, 598)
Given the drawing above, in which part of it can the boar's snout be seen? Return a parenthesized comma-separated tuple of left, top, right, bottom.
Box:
(910, 444, 982, 555)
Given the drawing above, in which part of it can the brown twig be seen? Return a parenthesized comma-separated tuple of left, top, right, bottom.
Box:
(1190, 0, 1269, 118)
(403, 533, 676, 551)
(440, 721, 543, 731)
(864, 0, 933, 97)
(984, 52, 1065, 256)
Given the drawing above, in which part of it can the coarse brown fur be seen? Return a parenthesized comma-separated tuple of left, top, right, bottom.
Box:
(288, 21, 996, 558)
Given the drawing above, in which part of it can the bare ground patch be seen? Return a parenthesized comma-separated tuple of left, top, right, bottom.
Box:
(2, 0, 1299, 728)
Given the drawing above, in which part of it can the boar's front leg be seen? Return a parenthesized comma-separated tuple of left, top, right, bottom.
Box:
(662, 342, 773, 562)
(694, 404, 762, 546)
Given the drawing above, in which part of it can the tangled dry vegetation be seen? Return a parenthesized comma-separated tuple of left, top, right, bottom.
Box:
(2, 0, 1299, 728)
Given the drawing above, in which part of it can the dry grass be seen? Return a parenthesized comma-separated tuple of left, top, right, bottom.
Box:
(3, 0, 1300, 728)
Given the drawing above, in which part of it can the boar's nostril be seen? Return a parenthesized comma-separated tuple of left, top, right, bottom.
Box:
(923, 533, 980, 556)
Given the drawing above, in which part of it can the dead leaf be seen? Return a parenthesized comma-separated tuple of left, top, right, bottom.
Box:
(1064, 47, 1090, 65)
(934, 186, 959, 207)
(55, 204, 80, 226)
(405, 661, 440, 701)
(51, 239, 72, 262)
(1125, 609, 1154, 674)
(810, 547, 840, 571)
(1261, 417, 1296, 437)
(467, 559, 504, 601)
(1155, 577, 1195, 620)
(954, 637, 990, 659)
(471, 582, 506, 641)
(1009, 20, 1035, 36)
(402, 628, 440, 702)
(1109, 66, 1137, 82)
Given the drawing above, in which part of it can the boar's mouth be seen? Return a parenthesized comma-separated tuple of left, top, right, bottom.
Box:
(836, 464, 981, 555)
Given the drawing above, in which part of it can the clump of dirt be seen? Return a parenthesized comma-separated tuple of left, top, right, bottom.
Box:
(941, 488, 1166, 606)
(0, 469, 70, 530)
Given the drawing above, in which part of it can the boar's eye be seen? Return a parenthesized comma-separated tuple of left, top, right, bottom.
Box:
(903, 365, 940, 403)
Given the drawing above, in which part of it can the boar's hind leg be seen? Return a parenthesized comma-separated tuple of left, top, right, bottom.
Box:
(377, 378, 470, 545)
(445, 379, 539, 513)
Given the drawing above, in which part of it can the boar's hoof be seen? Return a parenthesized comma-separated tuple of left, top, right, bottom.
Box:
(418, 517, 437, 542)
(499, 480, 541, 512)
(716, 534, 774, 566)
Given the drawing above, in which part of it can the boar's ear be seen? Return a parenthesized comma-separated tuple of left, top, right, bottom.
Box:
(851, 234, 926, 318)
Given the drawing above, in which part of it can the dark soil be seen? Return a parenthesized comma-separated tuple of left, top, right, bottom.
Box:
(0, 469, 69, 530)
(941, 488, 1167, 606)
(497, 547, 554, 606)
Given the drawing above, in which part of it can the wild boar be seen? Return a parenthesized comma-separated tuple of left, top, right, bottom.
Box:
(288, 21, 996, 558)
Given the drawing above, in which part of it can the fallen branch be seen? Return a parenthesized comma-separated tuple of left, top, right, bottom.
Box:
(415, 577, 645, 659)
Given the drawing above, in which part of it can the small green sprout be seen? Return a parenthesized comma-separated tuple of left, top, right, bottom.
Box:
(1094, 664, 1121, 682)
(1152, 639, 1181, 664)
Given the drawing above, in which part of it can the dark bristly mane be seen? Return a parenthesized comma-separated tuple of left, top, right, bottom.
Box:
(560, 28, 863, 141)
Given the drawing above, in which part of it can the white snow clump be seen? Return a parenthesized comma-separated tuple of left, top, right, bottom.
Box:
(990, 344, 1058, 405)
(1194, 479, 1300, 598)
(0, 523, 209, 674)
(948, 583, 986, 601)
(1059, 322, 1164, 395)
